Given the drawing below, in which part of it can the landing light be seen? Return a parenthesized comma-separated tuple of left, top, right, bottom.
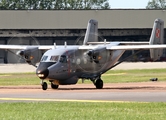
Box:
(38, 74, 44, 77)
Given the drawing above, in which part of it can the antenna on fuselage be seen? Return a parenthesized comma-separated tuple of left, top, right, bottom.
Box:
(54, 42, 56, 49)
(64, 41, 67, 48)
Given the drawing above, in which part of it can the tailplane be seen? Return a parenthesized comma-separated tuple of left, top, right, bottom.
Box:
(83, 19, 98, 45)
(149, 19, 164, 61)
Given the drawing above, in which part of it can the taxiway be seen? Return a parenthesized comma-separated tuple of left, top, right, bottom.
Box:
(0, 62, 166, 103)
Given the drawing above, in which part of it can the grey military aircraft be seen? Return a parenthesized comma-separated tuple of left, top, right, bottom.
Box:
(0, 18, 166, 90)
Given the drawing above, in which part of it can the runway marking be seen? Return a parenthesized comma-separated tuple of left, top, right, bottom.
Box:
(0, 98, 148, 103)
(0, 98, 124, 103)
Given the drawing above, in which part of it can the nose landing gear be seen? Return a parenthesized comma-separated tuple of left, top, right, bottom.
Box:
(41, 80, 48, 90)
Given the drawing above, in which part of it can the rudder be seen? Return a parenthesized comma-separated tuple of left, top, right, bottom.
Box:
(83, 19, 98, 45)
(149, 19, 164, 61)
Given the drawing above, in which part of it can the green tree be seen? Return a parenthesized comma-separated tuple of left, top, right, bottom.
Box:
(53, 0, 110, 10)
(0, 0, 110, 10)
(146, 0, 166, 9)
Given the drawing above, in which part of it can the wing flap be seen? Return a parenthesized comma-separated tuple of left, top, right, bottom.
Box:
(87, 41, 149, 45)
(79, 45, 99, 50)
(119, 42, 149, 45)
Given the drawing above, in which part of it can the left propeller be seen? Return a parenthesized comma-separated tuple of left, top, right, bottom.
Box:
(7, 36, 41, 64)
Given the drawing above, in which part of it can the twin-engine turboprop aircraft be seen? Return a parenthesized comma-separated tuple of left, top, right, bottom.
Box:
(0, 19, 166, 90)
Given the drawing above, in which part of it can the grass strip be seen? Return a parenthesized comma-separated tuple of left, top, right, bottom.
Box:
(0, 102, 166, 120)
(0, 69, 166, 85)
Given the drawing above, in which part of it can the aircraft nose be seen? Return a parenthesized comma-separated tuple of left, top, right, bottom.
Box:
(36, 69, 49, 79)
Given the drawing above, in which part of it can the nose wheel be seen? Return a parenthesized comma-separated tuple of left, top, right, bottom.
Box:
(41, 81, 48, 90)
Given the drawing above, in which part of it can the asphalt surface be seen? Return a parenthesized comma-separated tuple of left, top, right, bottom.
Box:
(0, 83, 166, 102)
(0, 62, 166, 102)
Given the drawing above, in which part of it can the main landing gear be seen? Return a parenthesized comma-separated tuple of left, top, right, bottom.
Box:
(95, 79, 103, 89)
(51, 82, 59, 89)
(41, 80, 59, 90)
(91, 78, 103, 89)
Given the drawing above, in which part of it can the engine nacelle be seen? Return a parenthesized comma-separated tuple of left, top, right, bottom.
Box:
(87, 46, 106, 63)
(17, 47, 41, 66)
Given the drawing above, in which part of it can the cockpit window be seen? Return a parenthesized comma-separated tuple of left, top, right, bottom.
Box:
(50, 56, 59, 62)
(60, 55, 67, 63)
(41, 56, 48, 62)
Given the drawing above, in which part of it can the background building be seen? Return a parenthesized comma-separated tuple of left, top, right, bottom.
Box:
(0, 10, 166, 63)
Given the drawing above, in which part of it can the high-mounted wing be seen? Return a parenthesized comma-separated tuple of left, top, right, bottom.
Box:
(0, 45, 54, 50)
(106, 44, 166, 50)
(0, 45, 55, 66)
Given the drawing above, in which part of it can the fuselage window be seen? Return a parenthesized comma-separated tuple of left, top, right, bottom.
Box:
(50, 56, 59, 62)
(41, 56, 48, 62)
(60, 55, 67, 63)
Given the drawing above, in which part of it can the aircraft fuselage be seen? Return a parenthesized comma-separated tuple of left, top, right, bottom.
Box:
(36, 46, 125, 85)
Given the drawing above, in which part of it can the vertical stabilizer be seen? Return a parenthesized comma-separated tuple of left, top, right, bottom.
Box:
(83, 19, 98, 45)
(149, 19, 164, 61)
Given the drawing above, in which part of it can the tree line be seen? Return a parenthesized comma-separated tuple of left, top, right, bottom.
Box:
(146, 0, 166, 9)
(0, 0, 110, 10)
(0, 0, 165, 10)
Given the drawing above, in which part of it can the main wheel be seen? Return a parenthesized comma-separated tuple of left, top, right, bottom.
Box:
(42, 82, 48, 90)
(95, 79, 103, 89)
(51, 82, 59, 89)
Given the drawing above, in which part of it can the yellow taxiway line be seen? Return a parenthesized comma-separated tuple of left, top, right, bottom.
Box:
(0, 98, 124, 102)
(0, 98, 148, 103)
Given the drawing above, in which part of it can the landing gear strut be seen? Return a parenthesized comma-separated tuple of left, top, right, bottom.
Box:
(41, 80, 48, 90)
